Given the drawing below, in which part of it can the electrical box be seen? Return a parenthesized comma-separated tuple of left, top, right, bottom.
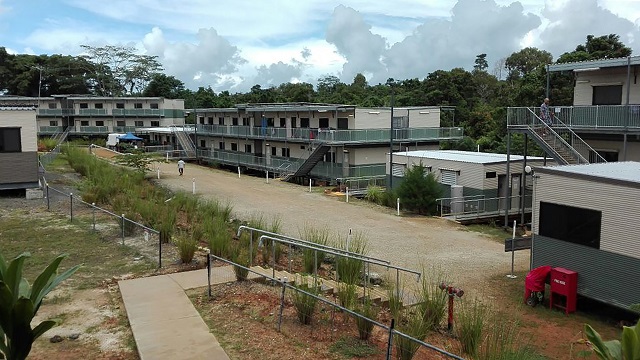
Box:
(550, 267, 578, 314)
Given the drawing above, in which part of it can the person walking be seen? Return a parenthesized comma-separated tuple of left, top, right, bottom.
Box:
(540, 98, 551, 134)
(177, 159, 185, 176)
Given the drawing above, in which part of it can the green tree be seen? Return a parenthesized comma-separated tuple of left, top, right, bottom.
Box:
(505, 47, 553, 81)
(143, 74, 185, 98)
(396, 162, 443, 215)
(0, 252, 80, 360)
(474, 54, 488, 72)
(558, 34, 632, 63)
(115, 152, 155, 173)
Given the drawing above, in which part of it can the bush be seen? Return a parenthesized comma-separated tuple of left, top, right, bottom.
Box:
(292, 282, 319, 325)
(396, 162, 443, 215)
(337, 283, 358, 309)
(354, 298, 377, 341)
(477, 314, 542, 360)
(230, 247, 249, 281)
(174, 232, 198, 264)
(336, 231, 368, 285)
(299, 224, 330, 274)
(457, 298, 486, 357)
(206, 218, 231, 258)
(395, 310, 429, 360)
(417, 268, 448, 331)
(364, 185, 385, 204)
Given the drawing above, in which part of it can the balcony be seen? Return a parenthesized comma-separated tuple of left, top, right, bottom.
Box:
(38, 126, 65, 135)
(113, 109, 163, 117)
(114, 126, 138, 133)
(195, 125, 463, 144)
(74, 126, 109, 134)
(508, 105, 640, 131)
(37, 109, 74, 116)
(78, 109, 108, 116)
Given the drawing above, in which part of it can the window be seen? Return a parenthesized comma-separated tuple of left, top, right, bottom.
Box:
(134, 103, 143, 109)
(199, 117, 205, 124)
(80, 121, 89, 126)
(79, 103, 88, 109)
(200, 140, 206, 148)
(231, 143, 238, 151)
(300, 118, 310, 128)
(95, 120, 104, 126)
(49, 120, 58, 126)
(323, 152, 335, 163)
(0, 128, 21, 152)
(267, 118, 274, 127)
(281, 148, 290, 157)
(208, 117, 214, 125)
(392, 164, 406, 177)
(151, 121, 160, 127)
(440, 170, 457, 185)
(242, 118, 250, 126)
(150, 103, 159, 109)
(48, 103, 57, 109)
(116, 103, 125, 109)
(116, 121, 126, 127)
(245, 144, 252, 153)
(218, 117, 224, 125)
(539, 202, 602, 249)
(280, 118, 286, 127)
(486, 171, 497, 179)
(300, 145, 305, 150)
(291, 117, 297, 128)
(337, 118, 349, 130)
(319, 118, 329, 129)
(135, 121, 144, 127)
(271, 147, 277, 156)
(95, 103, 103, 109)
(232, 117, 238, 126)
(589, 150, 618, 162)
(219, 142, 225, 150)
(592, 85, 622, 105)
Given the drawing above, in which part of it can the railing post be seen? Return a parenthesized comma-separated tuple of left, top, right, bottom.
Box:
(92, 202, 96, 231)
(46, 183, 50, 211)
(159, 231, 162, 268)
(121, 214, 125, 245)
(277, 277, 287, 332)
(207, 254, 212, 298)
(69, 192, 73, 222)
(386, 319, 395, 360)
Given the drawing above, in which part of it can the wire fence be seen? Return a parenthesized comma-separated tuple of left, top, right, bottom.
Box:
(206, 254, 465, 360)
(43, 178, 165, 268)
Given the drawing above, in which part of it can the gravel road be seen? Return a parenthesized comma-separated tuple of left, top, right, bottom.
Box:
(151, 159, 530, 293)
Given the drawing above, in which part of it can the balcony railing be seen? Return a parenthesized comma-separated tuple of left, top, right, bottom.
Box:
(113, 109, 163, 116)
(75, 126, 109, 134)
(78, 109, 108, 116)
(37, 109, 74, 116)
(38, 126, 65, 135)
(114, 126, 138, 133)
(195, 125, 463, 143)
(36, 108, 165, 117)
(508, 105, 640, 130)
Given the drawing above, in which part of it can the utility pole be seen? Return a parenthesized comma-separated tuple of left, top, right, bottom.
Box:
(33, 66, 43, 109)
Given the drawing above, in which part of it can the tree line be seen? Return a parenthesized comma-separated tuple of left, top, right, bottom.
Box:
(0, 34, 632, 154)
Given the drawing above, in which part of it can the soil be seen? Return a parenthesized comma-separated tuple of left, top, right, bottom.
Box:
(4, 150, 620, 359)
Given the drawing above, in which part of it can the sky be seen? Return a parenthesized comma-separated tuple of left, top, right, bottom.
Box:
(1, 0, 639, 92)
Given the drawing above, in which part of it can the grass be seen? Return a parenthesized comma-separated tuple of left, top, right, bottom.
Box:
(298, 224, 330, 274)
(292, 282, 319, 325)
(417, 267, 448, 331)
(0, 211, 154, 290)
(335, 230, 368, 285)
(464, 223, 511, 243)
(329, 337, 379, 358)
(457, 298, 487, 357)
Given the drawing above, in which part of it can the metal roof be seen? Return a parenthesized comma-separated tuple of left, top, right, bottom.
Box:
(548, 56, 640, 72)
(0, 106, 37, 111)
(537, 161, 640, 185)
(396, 150, 544, 164)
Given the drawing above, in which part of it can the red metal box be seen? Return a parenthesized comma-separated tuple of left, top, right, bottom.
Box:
(550, 267, 578, 314)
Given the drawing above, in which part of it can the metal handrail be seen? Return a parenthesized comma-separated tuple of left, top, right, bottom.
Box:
(552, 114, 607, 163)
(525, 108, 588, 164)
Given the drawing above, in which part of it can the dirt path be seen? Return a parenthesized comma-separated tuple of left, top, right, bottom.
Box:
(149, 159, 530, 293)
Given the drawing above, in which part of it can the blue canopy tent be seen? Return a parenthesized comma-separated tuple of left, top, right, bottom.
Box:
(118, 132, 143, 141)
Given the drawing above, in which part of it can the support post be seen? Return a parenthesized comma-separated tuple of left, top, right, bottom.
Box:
(507, 220, 517, 279)
(386, 319, 395, 360)
(277, 277, 287, 332)
(504, 132, 511, 226)
(121, 214, 125, 245)
(346, 187, 349, 203)
(92, 202, 96, 231)
(396, 198, 400, 216)
(266, 170, 269, 184)
(389, 91, 395, 191)
(309, 178, 312, 192)
(46, 183, 50, 211)
(159, 231, 162, 268)
(521, 134, 528, 225)
(207, 254, 212, 298)
(237, 166, 241, 178)
(545, 64, 550, 99)
(157, 167, 160, 179)
(192, 178, 196, 194)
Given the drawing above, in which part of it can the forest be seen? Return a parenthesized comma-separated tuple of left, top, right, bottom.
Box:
(0, 34, 632, 154)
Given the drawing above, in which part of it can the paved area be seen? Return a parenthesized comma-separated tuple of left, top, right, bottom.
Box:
(119, 269, 231, 360)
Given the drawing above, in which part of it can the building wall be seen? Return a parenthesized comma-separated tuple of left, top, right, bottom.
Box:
(0, 109, 38, 186)
(578, 138, 640, 162)
(532, 172, 640, 259)
(354, 108, 440, 129)
(574, 67, 640, 105)
(1, 109, 38, 152)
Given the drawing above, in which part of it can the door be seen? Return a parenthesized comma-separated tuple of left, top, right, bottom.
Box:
(498, 174, 507, 212)
(511, 174, 521, 210)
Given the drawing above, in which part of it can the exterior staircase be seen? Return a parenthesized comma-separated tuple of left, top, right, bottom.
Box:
(523, 109, 606, 165)
(286, 143, 330, 180)
(173, 127, 197, 158)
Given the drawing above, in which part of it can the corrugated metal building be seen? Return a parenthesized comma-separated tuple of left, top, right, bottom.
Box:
(531, 161, 640, 310)
(0, 106, 39, 190)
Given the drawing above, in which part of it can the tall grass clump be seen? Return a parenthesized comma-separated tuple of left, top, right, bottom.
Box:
(298, 224, 330, 274)
(395, 310, 430, 360)
(174, 231, 198, 264)
(172, 192, 200, 223)
(39, 137, 59, 151)
(230, 246, 250, 281)
(337, 283, 358, 309)
(388, 283, 404, 321)
(364, 185, 385, 205)
(158, 211, 177, 244)
(198, 199, 233, 224)
(354, 297, 377, 341)
(456, 298, 487, 357)
(336, 231, 368, 285)
(292, 282, 319, 325)
(477, 314, 542, 360)
(417, 267, 448, 331)
(206, 218, 232, 258)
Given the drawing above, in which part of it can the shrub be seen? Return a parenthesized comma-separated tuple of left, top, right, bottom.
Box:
(354, 297, 377, 341)
(395, 161, 443, 215)
(457, 298, 486, 357)
(337, 283, 358, 309)
(206, 218, 231, 258)
(395, 310, 429, 360)
(583, 320, 640, 360)
(336, 231, 368, 285)
(364, 185, 385, 204)
(231, 248, 250, 281)
(174, 232, 198, 264)
(158, 211, 176, 244)
(417, 268, 447, 331)
(292, 282, 319, 325)
(299, 224, 330, 274)
(477, 314, 542, 360)
(388, 284, 404, 322)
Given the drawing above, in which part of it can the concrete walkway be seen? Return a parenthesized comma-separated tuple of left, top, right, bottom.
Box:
(119, 267, 233, 360)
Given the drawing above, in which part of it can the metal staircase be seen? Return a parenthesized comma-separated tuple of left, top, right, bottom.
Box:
(523, 109, 606, 165)
(173, 127, 196, 158)
(289, 143, 330, 179)
(52, 127, 71, 147)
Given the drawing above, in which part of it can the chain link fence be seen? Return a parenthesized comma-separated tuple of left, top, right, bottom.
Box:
(206, 254, 465, 360)
(43, 178, 165, 268)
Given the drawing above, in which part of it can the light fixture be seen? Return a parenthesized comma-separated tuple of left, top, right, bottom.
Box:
(525, 165, 533, 174)
(419, 111, 430, 114)
(368, 111, 380, 115)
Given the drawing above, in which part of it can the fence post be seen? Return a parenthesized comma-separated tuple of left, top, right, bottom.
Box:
(207, 254, 212, 298)
(277, 277, 287, 332)
(396, 198, 400, 216)
(46, 183, 50, 211)
(266, 171, 269, 184)
(157, 167, 160, 180)
(192, 178, 196, 194)
(69, 193, 73, 222)
(237, 166, 241, 178)
(121, 214, 125, 245)
(159, 231, 163, 268)
(309, 178, 312, 192)
(92, 203, 96, 231)
(346, 187, 349, 203)
(386, 319, 395, 360)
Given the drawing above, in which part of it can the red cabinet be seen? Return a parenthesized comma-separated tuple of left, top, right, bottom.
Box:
(550, 267, 578, 314)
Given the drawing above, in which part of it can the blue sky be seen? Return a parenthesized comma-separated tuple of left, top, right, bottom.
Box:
(1, 0, 639, 91)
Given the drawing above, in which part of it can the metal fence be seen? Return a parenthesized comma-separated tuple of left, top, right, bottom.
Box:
(39, 144, 62, 168)
(42, 178, 165, 268)
(437, 194, 533, 218)
(206, 254, 465, 360)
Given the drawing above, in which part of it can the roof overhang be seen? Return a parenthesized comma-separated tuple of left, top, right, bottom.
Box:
(548, 56, 640, 72)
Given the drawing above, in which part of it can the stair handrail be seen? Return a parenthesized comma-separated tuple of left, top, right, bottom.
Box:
(525, 108, 588, 164)
(552, 114, 607, 163)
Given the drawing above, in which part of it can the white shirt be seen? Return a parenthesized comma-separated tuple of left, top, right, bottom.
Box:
(178, 160, 185, 169)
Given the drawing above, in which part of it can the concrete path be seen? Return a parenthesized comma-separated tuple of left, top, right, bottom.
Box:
(119, 267, 234, 360)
